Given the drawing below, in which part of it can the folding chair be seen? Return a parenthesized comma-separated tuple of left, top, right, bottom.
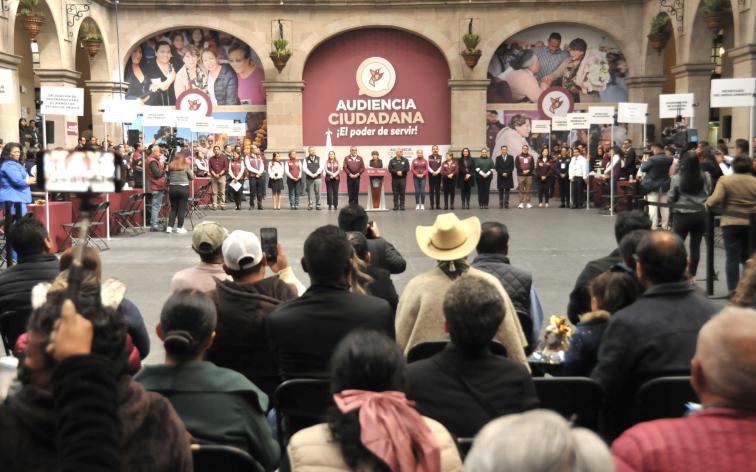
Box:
(191, 444, 263, 472)
(406, 340, 507, 364)
(274, 378, 332, 448)
(186, 182, 212, 230)
(113, 193, 144, 236)
(62, 201, 110, 251)
(532, 377, 603, 430)
(634, 376, 698, 423)
(1, 310, 31, 356)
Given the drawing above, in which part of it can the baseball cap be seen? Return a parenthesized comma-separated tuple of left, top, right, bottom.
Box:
(192, 221, 229, 254)
(222, 230, 263, 271)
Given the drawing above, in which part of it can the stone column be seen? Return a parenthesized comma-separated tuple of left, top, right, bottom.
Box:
(34, 68, 82, 149)
(85, 81, 129, 144)
(448, 79, 489, 154)
(725, 44, 756, 146)
(671, 63, 715, 137)
(263, 80, 304, 156)
(626, 75, 666, 145)
(0, 51, 22, 145)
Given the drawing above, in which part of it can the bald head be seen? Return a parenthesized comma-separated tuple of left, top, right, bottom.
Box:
(693, 307, 756, 408)
(635, 230, 687, 285)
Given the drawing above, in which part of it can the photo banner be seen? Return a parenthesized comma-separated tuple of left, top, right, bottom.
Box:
(659, 93, 694, 118)
(531, 120, 551, 133)
(40, 86, 84, 116)
(617, 102, 648, 124)
(142, 109, 176, 127)
(588, 106, 615, 125)
(551, 116, 570, 131)
(567, 112, 590, 129)
(710, 78, 756, 108)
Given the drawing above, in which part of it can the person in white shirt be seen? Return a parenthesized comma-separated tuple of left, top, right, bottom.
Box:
(267, 152, 285, 210)
(568, 148, 589, 209)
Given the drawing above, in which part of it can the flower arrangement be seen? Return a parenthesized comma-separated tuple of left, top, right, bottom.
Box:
(529, 315, 573, 364)
(575, 49, 610, 94)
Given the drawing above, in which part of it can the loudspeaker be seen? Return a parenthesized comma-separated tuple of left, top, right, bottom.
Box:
(644, 124, 655, 143)
(721, 115, 732, 139)
(127, 129, 140, 148)
(45, 120, 54, 144)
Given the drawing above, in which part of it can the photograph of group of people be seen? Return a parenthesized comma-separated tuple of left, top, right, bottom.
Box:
(487, 23, 628, 104)
(124, 28, 266, 107)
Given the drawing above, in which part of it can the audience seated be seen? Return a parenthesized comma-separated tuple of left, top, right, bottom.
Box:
(287, 330, 463, 471)
(567, 211, 651, 323)
(267, 225, 394, 380)
(0, 289, 191, 471)
(136, 290, 280, 470)
(57, 246, 150, 360)
(0, 216, 58, 315)
(170, 221, 231, 292)
(206, 230, 299, 397)
(564, 271, 640, 376)
(612, 307, 756, 472)
(472, 221, 535, 345)
(346, 231, 399, 313)
(465, 409, 614, 472)
(592, 230, 719, 438)
(617, 229, 651, 274)
(406, 274, 538, 438)
(338, 204, 407, 274)
(396, 213, 529, 366)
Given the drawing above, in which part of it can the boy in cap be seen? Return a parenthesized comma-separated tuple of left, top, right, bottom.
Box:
(169, 221, 232, 293)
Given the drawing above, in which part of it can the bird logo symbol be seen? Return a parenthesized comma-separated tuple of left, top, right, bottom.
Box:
(369, 68, 384, 88)
(549, 96, 564, 114)
(188, 99, 201, 111)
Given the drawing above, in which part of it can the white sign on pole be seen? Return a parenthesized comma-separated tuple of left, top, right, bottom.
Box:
(40, 86, 84, 116)
(0, 69, 15, 105)
(212, 119, 233, 134)
(567, 112, 590, 129)
(551, 116, 570, 131)
(588, 106, 615, 125)
(617, 102, 648, 124)
(102, 99, 140, 123)
(174, 110, 197, 128)
(230, 123, 246, 136)
(710, 78, 756, 108)
(142, 109, 176, 127)
(531, 120, 551, 133)
(659, 93, 694, 118)
(191, 117, 213, 132)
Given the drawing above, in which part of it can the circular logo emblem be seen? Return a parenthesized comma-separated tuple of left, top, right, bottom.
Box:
(537, 86, 575, 119)
(355, 57, 396, 98)
(175, 88, 213, 117)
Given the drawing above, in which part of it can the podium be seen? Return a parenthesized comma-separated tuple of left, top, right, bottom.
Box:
(366, 168, 388, 211)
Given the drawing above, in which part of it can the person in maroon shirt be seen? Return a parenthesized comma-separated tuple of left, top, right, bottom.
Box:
(515, 145, 534, 209)
(342, 146, 365, 205)
(535, 147, 554, 207)
(227, 150, 246, 210)
(285, 150, 303, 210)
(411, 149, 428, 210)
(427, 145, 443, 210)
(208, 145, 229, 210)
(440, 151, 458, 210)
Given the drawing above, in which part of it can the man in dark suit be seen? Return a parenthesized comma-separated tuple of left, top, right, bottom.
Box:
(592, 230, 719, 439)
(405, 275, 539, 439)
(267, 225, 394, 380)
(494, 145, 514, 209)
(338, 204, 406, 274)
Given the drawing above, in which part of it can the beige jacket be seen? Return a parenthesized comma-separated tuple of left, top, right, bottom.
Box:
(395, 267, 529, 367)
(705, 173, 756, 226)
(287, 417, 463, 472)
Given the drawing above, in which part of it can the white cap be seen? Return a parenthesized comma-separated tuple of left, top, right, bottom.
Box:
(222, 230, 263, 271)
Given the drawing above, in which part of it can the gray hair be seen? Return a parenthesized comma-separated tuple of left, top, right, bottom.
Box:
(465, 410, 613, 472)
(443, 275, 504, 350)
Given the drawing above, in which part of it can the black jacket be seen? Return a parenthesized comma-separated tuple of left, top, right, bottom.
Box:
(213, 64, 241, 106)
(494, 154, 515, 189)
(367, 237, 406, 274)
(406, 345, 539, 438)
(388, 157, 409, 178)
(591, 281, 718, 437)
(563, 311, 609, 376)
(0, 253, 59, 315)
(640, 153, 673, 192)
(555, 157, 571, 179)
(566, 249, 622, 324)
(364, 265, 398, 315)
(266, 283, 394, 380)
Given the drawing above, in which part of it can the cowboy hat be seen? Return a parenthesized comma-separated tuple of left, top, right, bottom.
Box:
(416, 213, 481, 261)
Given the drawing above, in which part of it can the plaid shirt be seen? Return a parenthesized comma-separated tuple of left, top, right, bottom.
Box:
(534, 46, 570, 80)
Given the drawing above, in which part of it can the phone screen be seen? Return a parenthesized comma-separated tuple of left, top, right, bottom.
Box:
(260, 227, 278, 263)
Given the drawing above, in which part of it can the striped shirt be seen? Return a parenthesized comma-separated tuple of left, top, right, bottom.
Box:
(534, 46, 570, 80)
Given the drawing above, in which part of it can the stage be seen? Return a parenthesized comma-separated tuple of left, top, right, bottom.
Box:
(98, 197, 730, 364)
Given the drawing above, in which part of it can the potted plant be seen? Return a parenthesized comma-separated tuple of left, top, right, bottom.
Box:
(702, 0, 730, 34)
(461, 31, 482, 69)
(80, 20, 103, 59)
(270, 37, 291, 73)
(17, 0, 45, 41)
(647, 14, 672, 53)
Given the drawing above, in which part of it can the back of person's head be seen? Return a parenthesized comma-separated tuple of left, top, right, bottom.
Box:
(191, 221, 228, 263)
(589, 271, 641, 314)
(693, 307, 756, 409)
(221, 230, 265, 280)
(346, 231, 369, 261)
(476, 222, 509, 254)
(303, 225, 352, 284)
(464, 409, 613, 472)
(59, 246, 102, 280)
(619, 229, 650, 269)
(443, 275, 504, 350)
(337, 204, 369, 234)
(734, 138, 749, 156)
(679, 152, 704, 195)
(635, 230, 687, 285)
(160, 290, 217, 363)
(614, 210, 651, 244)
(731, 156, 752, 174)
(8, 216, 49, 258)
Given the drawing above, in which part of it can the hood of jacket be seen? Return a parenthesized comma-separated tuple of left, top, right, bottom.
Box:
(214, 277, 292, 319)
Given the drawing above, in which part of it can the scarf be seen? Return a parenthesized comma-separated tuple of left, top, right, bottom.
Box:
(333, 390, 441, 472)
